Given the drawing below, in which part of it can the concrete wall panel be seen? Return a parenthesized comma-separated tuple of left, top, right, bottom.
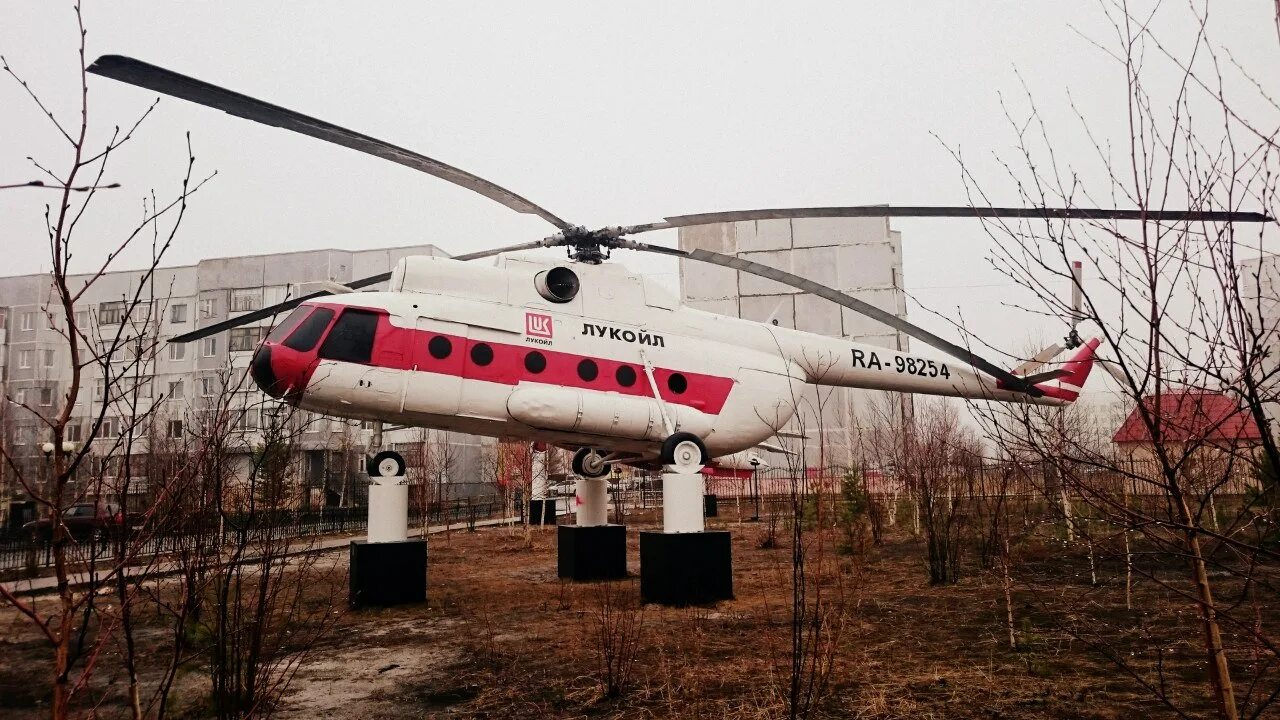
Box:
(738, 250, 798, 296)
(750, 219, 792, 251)
(791, 246, 840, 288)
(740, 294, 795, 329)
(836, 243, 897, 289)
(792, 216, 889, 248)
(839, 288, 903, 337)
(680, 258, 740, 302)
(794, 293, 843, 336)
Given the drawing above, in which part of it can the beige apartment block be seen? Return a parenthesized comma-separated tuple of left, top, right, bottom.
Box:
(679, 217, 911, 468)
(0, 243, 496, 511)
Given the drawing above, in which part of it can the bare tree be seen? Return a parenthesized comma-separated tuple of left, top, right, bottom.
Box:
(953, 3, 1280, 715)
(0, 6, 212, 717)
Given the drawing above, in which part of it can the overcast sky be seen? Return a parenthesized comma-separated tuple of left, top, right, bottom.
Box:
(3, 2, 1278, 404)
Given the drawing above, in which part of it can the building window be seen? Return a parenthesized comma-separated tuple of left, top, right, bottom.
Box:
(199, 298, 218, 319)
(170, 303, 188, 323)
(318, 310, 379, 364)
(20, 312, 35, 331)
(169, 342, 186, 361)
(64, 422, 82, 442)
(74, 309, 89, 328)
(230, 288, 264, 313)
(43, 349, 55, 368)
(167, 419, 184, 439)
(201, 337, 218, 358)
(168, 380, 184, 399)
(234, 408, 260, 431)
(130, 378, 153, 399)
(94, 380, 106, 401)
(229, 326, 265, 352)
(14, 389, 26, 405)
(99, 417, 117, 438)
(38, 387, 53, 406)
(99, 301, 126, 325)
(200, 377, 217, 397)
(18, 350, 32, 369)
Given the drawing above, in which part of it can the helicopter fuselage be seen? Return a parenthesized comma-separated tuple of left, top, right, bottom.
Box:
(249, 254, 1092, 464)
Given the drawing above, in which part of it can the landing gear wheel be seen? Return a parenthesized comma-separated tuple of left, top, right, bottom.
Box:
(572, 448, 612, 479)
(660, 432, 707, 473)
(367, 450, 407, 479)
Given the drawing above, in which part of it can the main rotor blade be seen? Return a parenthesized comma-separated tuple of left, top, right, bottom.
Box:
(619, 205, 1271, 233)
(87, 55, 573, 231)
(167, 238, 558, 344)
(670, 247, 1041, 396)
(452, 239, 564, 262)
(169, 270, 395, 344)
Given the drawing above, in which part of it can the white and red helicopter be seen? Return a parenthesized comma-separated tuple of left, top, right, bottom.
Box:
(87, 56, 1270, 479)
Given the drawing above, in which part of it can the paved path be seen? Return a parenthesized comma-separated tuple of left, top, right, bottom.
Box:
(4, 515, 522, 596)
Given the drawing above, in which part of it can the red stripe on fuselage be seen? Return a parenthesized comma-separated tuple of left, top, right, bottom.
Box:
(297, 304, 736, 415)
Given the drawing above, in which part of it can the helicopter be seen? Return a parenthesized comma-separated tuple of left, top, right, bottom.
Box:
(86, 56, 1271, 480)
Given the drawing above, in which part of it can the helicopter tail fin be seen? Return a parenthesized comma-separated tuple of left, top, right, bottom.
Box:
(1032, 338, 1100, 403)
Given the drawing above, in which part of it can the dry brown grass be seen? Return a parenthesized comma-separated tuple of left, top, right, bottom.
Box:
(2, 506, 1277, 718)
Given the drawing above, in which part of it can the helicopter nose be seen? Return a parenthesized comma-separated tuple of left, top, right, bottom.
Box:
(250, 345, 284, 398)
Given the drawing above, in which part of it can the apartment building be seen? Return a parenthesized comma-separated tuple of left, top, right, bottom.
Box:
(678, 217, 912, 467)
(0, 243, 495, 511)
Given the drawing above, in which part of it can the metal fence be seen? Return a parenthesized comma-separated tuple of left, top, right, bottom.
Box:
(706, 457, 1266, 504)
(0, 495, 510, 573)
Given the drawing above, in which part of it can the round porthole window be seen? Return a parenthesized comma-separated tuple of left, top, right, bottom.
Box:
(667, 373, 688, 394)
(428, 336, 452, 360)
(615, 365, 637, 387)
(524, 351, 547, 374)
(577, 359, 599, 382)
(470, 343, 494, 366)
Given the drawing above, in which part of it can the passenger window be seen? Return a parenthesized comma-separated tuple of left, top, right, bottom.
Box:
(283, 308, 335, 352)
(318, 309, 380, 363)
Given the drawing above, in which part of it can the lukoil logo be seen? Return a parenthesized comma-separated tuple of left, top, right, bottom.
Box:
(526, 312, 553, 339)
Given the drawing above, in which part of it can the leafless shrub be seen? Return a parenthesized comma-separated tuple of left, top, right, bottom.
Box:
(588, 580, 645, 699)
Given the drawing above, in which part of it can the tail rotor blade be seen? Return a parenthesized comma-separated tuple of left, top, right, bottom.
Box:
(1011, 344, 1064, 376)
(1070, 260, 1084, 329)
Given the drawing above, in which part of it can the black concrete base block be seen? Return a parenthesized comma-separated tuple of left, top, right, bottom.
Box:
(640, 530, 733, 606)
(349, 539, 427, 610)
(704, 494, 719, 518)
(558, 524, 628, 581)
(529, 498, 558, 526)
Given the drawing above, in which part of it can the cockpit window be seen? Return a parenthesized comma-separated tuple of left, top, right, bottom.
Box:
(265, 306, 312, 344)
(318, 309, 380, 363)
(283, 307, 335, 352)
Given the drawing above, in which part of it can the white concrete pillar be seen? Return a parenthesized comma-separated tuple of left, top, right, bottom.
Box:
(575, 477, 609, 527)
(531, 446, 548, 499)
(367, 478, 408, 543)
(662, 470, 705, 533)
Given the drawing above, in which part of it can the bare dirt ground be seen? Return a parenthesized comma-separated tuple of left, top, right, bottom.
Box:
(2, 507, 1275, 718)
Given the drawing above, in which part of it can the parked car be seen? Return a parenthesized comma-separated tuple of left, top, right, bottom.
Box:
(23, 501, 133, 542)
(548, 482, 577, 496)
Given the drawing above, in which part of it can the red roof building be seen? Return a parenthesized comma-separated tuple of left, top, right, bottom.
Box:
(1112, 390, 1263, 447)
